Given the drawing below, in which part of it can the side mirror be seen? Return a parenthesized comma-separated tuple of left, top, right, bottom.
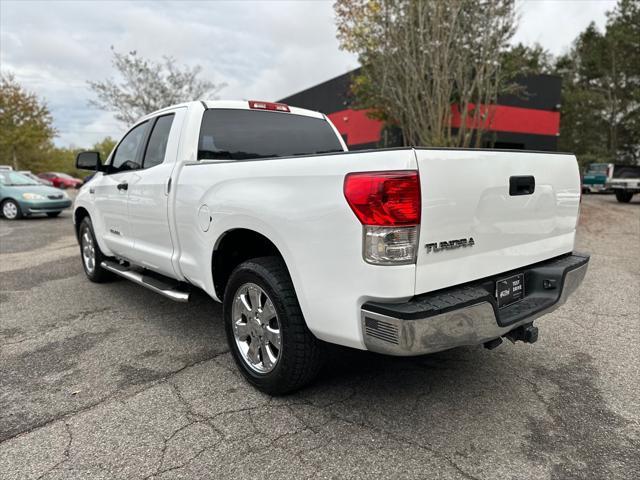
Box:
(76, 151, 103, 171)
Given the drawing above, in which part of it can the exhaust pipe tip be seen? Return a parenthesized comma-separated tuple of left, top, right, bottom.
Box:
(484, 337, 503, 350)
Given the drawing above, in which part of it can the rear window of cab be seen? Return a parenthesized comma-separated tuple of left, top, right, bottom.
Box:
(198, 109, 343, 161)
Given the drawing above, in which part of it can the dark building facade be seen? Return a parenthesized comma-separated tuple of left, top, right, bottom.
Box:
(279, 69, 562, 151)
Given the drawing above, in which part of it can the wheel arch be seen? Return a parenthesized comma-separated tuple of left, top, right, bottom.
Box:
(211, 228, 292, 301)
(73, 206, 90, 240)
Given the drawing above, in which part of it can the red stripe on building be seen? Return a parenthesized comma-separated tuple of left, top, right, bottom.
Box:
(327, 109, 384, 145)
(450, 104, 560, 136)
(328, 105, 559, 146)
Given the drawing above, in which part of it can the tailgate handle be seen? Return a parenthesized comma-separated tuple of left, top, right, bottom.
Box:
(509, 176, 535, 196)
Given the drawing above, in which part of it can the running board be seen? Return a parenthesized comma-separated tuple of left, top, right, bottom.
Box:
(100, 260, 190, 302)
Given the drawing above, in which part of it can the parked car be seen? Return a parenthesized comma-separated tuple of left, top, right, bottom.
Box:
(38, 172, 83, 189)
(0, 170, 72, 219)
(73, 100, 589, 394)
(582, 163, 613, 193)
(606, 164, 640, 203)
(19, 170, 54, 186)
(0, 165, 13, 170)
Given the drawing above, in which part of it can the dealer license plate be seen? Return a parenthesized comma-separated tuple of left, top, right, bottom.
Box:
(496, 273, 525, 308)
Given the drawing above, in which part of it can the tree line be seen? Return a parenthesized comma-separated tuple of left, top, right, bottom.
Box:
(1, 0, 637, 176)
(0, 74, 116, 175)
(0, 52, 224, 175)
(336, 0, 639, 166)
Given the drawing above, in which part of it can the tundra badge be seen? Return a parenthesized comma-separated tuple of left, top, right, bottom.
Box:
(425, 237, 475, 253)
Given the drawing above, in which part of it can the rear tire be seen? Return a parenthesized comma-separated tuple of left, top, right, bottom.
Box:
(47, 211, 62, 218)
(223, 256, 324, 395)
(78, 217, 113, 283)
(615, 191, 633, 203)
(1, 199, 22, 220)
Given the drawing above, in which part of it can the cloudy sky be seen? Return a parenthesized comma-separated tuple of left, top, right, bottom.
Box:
(1, 0, 616, 147)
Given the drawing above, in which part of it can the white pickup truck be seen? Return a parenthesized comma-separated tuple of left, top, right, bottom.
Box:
(74, 100, 589, 394)
(606, 164, 640, 203)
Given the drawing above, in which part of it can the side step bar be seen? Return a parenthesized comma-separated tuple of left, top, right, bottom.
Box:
(100, 260, 190, 302)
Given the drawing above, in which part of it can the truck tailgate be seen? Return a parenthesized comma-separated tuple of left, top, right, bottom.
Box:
(414, 149, 580, 295)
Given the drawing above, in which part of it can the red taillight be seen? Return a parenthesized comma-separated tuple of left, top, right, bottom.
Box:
(344, 171, 421, 226)
(248, 100, 290, 112)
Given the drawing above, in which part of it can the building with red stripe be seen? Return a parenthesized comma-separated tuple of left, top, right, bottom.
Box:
(280, 69, 561, 151)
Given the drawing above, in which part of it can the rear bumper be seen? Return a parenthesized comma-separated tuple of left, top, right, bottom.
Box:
(361, 253, 589, 356)
(582, 183, 609, 192)
(607, 180, 640, 192)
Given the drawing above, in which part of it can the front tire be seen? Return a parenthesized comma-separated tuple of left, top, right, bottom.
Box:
(223, 256, 324, 395)
(615, 191, 633, 203)
(1, 199, 22, 220)
(78, 217, 113, 283)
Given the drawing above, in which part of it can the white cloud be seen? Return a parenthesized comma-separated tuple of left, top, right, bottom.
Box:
(513, 0, 615, 55)
(0, 0, 613, 147)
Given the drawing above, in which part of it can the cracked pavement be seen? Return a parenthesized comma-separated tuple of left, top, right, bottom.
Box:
(1, 194, 639, 479)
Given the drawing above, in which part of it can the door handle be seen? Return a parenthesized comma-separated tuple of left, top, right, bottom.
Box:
(509, 176, 535, 196)
(117, 182, 128, 191)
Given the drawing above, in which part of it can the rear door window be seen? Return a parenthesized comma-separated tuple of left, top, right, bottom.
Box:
(198, 109, 343, 161)
(142, 114, 175, 169)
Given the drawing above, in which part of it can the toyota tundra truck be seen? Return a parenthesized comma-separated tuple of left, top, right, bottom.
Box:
(73, 100, 589, 394)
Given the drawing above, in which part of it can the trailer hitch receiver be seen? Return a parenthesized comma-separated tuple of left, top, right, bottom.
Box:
(505, 323, 539, 344)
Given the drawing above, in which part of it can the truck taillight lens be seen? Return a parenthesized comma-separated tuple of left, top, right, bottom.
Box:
(344, 171, 421, 265)
(344, 171, 420, 226)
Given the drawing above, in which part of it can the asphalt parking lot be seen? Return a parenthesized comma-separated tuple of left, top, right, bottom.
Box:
(0, 194, 638, 479)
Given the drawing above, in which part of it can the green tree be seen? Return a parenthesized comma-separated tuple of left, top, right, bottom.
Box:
(501, 43, 554, 78)
(335, 0, 638, 162)
(0, 74, 56, 170)
(89, 48, 225, 124)
(557, 0, 640, 165)
(92, 137, 117, 162)
(37, 146, 77, 176)
(36, 137, 118, 177)
(334, 0, 517, 148)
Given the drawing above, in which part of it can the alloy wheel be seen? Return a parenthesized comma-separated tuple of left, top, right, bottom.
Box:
(81, 228, 96, 274)
(231, 283, 282, 373)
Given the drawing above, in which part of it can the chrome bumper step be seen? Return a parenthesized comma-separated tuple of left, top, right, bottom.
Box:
(361, 253, 589, 356)
(100, 260, 190, 302)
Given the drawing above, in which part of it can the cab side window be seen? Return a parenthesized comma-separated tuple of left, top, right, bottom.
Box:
(142, 114, 175, 169)
(110, 122, 148, 173)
